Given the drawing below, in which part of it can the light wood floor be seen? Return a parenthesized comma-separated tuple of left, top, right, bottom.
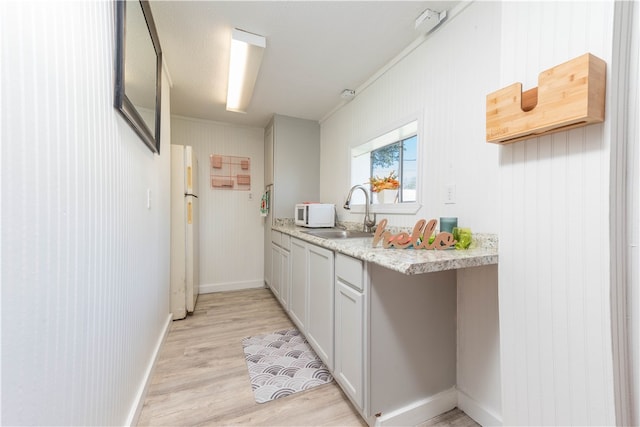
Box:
(137, 288, 479, 427)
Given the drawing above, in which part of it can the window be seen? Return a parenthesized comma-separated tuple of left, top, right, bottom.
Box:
(370, 135, 417, 203)
(350, 119, 421, 214)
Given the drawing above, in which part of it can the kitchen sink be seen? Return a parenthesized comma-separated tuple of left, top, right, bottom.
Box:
(301, 228, 373, 239)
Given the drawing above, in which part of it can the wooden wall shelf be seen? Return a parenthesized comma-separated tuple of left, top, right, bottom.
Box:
(486, 53, 606, 145)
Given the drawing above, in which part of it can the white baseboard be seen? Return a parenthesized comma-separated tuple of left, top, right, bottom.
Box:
(199, 279, 265, 294)
(457, 389, 502, 426)
(125, 313, 173, 427)
(374, 387, 457, 427)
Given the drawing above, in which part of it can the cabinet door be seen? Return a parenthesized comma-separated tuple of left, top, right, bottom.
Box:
(265, 230, 272, 287)
(270, 243, 281, 299)
(279, 248, 290, 310)
(335, 280, 364, 410)
(306, 244, 334, 369)
(264, 124, 274, 186)
(289, 238, 307, 330)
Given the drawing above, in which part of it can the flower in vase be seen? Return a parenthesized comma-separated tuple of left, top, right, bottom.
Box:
(369, 171, 399, 193)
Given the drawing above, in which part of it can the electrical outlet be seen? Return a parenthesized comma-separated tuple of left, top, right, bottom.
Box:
(444, 184, 456, 204)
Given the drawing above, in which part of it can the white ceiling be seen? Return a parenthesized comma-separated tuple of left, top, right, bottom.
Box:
(149, 1, 460, 128)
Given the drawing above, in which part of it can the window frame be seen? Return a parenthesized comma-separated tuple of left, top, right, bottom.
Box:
(370, 135, 417, 204)
(349, 117, 422, 215)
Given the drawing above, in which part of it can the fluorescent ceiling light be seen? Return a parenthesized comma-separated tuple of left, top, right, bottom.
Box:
(226, 28, 266, 113)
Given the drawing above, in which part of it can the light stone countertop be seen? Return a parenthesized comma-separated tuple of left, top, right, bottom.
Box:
(272, 222, 498, 275)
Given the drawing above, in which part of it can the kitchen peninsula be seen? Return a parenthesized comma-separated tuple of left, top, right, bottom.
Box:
(267, 220, 499, 426)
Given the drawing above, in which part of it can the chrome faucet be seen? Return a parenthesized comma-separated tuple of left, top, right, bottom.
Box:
(343, 185, 376, 233)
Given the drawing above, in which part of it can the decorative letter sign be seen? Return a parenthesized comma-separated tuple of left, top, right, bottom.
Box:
(372, 218, 457, 250)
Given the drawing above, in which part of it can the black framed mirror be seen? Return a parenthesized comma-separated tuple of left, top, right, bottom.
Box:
(115, 0, 162, 154)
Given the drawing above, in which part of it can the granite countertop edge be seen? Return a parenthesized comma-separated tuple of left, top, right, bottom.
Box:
(271, 222, 499, 275)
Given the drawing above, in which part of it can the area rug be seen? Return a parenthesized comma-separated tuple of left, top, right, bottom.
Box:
(241, 329, 333, 403)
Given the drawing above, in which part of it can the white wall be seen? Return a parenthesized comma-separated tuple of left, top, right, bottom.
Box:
(320, 1, 503, 423)
(1, 2, 172, 425)
(457, 265, 501, 425)
(497, 2, 618, 425)
(321, 2, 501, 233)
(171, 116, 265, 294)
(321, 1, 637, 425)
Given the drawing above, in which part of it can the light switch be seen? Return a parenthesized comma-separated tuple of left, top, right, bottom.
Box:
(147, 188, 151, 209)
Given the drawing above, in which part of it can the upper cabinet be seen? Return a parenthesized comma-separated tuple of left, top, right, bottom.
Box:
(265, 125, 274, 186)
(265, 114, 320, 218)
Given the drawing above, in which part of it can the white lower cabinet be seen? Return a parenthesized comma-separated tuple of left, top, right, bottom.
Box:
(272, 233, 464, 425)
(270, 242, 281, 299)
(279, 247, 290, 309)
(270, 232, 290, 309)
(334, 253, 365, 411)
(335, 280, 364, 408)
(288, 237, 335, 370)
(306, 244, 334, 370)
(280, 236, 364, 412)
(289, 237, 307, 330)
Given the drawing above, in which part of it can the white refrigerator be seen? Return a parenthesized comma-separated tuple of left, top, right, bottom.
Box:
(170, 144, 200, 320)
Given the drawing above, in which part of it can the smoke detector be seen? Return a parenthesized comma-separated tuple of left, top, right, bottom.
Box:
(415, 8, 447, 34)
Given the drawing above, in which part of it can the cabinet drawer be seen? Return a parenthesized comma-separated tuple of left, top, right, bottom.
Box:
(281, 234, 290, 251)
(271, 230, 282, 246)
(335, 253, 363, 291)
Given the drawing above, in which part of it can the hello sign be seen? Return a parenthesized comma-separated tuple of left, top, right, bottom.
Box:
(372, 218, 456, 250)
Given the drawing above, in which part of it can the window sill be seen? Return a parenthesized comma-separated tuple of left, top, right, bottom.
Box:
(349, 203, 421, 215)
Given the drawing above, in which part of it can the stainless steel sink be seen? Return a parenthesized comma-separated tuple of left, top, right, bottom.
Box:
(301, 228, 373, 239)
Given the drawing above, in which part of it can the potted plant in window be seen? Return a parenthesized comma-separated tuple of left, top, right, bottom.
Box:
(370, 171, 400, 204)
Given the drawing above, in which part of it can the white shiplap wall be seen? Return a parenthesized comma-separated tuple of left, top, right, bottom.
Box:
(1, 2, 172, 425)
(171, 116, 265, 293)
(497, 1, 616, 425)
(321, 1, 501, 233)
(321, 1, 633, 424)
(320, 1, 503, 423)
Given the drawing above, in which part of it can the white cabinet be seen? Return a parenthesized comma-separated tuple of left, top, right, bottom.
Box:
(269, 231, 290, 309)
(264, 125, 274, 186)
(265, 114, 320, 219)
(289, 237, 307, 330)
(269, 235, 462, 425)
(306, 244, 334, 370)
(334, 253, 365, 410)
(279, 235, 290, 309)
(263, 115, 320, 288)
(288, 237, 334, 370)
(270, 243, 281, 298)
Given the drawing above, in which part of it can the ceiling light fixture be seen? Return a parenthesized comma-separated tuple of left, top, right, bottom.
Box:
(226, 28, 266, 113)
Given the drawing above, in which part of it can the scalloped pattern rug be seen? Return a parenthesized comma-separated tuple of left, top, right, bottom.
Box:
(241, 329, 333, 403)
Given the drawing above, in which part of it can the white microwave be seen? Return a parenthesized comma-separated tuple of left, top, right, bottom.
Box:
(295, 203, 335, 228)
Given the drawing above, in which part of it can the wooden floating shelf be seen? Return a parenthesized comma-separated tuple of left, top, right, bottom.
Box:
(486, 53, 606, 145)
